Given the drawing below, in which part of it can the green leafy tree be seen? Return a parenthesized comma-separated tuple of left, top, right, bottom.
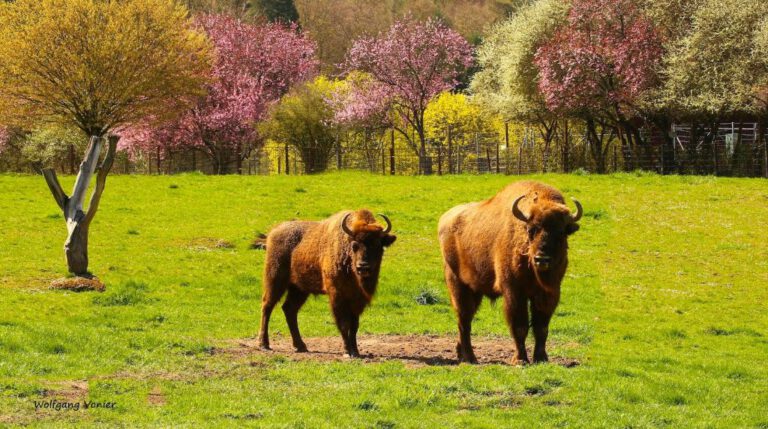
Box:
(21, 125, 85, 174)
(662, 0, 768, 121)
(661, 0, 768, 171)
(261, 76, 340, 174)
(256, 0, 298, 22)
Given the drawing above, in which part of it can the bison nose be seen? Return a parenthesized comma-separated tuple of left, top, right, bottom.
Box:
(533, 254, 552, 271)
(356, 263, 372, 277)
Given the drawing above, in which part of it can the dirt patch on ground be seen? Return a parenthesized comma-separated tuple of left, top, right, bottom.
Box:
(148, 386, 166, 406)
(225, 335, 580, 368)
(186, 237, 235, 251)
(42, 380, 89, 403)
(50, 277, 105, 292)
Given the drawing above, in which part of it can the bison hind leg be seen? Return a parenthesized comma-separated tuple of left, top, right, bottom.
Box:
(282, 286, 310, 352)
(258, 272, 289, 351)
(445, 265, 482, 364)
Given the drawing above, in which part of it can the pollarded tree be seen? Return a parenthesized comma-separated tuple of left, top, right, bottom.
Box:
(535, 0, 664, 171)
(0, 0, 212, 279)
(125, 14, 318, 175)
(344, 17, 474, 174)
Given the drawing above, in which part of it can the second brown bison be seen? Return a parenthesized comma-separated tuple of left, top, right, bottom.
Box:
(258, 210, 396, 357)
(438, 180, 582, 364)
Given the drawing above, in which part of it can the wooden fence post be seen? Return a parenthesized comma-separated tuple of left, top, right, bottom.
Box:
(336, 135, 342, 170)
(390, 129, 395, 175)
(284, 144, 290, 175)
(517, 128, 523, 175)
(447, 126, 453, 174)
(505, 122, 510, 174)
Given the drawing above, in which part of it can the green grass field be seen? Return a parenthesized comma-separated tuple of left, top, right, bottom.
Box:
(1, 172, 767, 428)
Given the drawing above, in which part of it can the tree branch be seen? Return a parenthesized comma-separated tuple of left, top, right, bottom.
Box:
(69, 136, 102, 221)
(42, 169, 69, 211)
(84, 135, 118, 226)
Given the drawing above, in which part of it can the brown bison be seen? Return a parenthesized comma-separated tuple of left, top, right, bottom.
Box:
(258, 210, 396, 357)
(438, 181, 582, 364)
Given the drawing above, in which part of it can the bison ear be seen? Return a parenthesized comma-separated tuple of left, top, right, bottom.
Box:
(382, 234, 397, 247)
(566, 223, 580, 235)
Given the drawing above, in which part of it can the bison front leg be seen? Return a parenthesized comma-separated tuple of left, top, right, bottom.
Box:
(531, 310, 552, 363)
(531, 294, 559, 363)
(504, 290, 530, 365)
(282, 287, 310, 352)
(330, 298, 358, 358)
(348, 313, 361, 357)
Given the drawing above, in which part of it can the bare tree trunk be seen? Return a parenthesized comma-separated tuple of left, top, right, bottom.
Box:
(562, 120, 570, 173)
(586, 117, 606, 174)
(42, 135, 118, 277)
(156, 145, 161, 175)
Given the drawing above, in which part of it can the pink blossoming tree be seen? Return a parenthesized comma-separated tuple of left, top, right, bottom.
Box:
(123, 14, 318, 174)
(534, 0, 664, 170)
(343, 17, 473, 174)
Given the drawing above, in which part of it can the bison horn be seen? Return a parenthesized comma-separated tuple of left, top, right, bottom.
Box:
(571, 198, 583, 222)
(341, 213, 355, 237)
(512, 195, 529, 223)
(378, 213, 392, 233)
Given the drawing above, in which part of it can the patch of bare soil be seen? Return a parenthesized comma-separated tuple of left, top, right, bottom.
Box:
(42, 380, 89, 403)
(225, 335, 580, 368)
(187, 237, 235, 251)
(50, 277, 105, 292)
(148, 386, 166, 406)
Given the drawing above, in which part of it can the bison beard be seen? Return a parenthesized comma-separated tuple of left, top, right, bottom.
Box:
(258, 210, 396, 357)
(438, 181, 582, 364)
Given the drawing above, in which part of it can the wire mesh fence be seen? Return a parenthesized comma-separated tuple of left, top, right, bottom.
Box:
(234, 122, 768, 177)
(6, 122, 766, 177)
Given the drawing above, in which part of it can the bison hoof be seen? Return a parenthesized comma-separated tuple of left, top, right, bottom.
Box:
(258, 344, 271, 351)
(343, 352, 361, 359)
(510, 356, 530, 366)
(456, 346, 478, 364)
(294, 344, 308, 353)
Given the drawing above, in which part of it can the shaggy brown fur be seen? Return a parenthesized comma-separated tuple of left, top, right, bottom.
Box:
(438, 181, 582, 364)
(258, 210, 396, 357)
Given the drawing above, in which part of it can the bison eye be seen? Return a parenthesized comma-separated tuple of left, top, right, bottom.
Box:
(351, 242, 360, 252)
(527, 226, 539, 238)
